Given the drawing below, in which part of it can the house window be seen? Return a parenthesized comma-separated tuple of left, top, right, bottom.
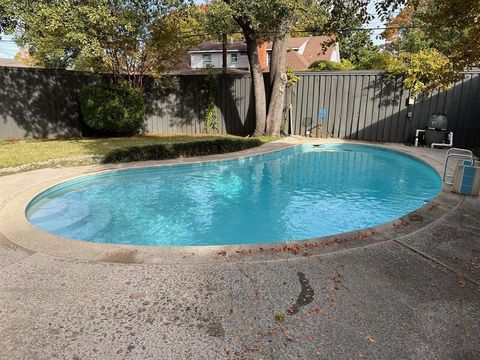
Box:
(203, 54, 212, 67)
(267, 52, 272, 67)
(230, 53, 238, 63)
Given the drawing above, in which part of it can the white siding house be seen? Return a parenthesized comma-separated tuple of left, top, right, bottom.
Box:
(190, 51, 250, 69)
(187, 36, 340, 72)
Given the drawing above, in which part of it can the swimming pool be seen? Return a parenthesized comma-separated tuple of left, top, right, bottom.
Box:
(26, 144, 442, 246)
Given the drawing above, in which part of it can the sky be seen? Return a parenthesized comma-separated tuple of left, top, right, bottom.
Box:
(367, 2, 388, 45)
(0, 34, 18, 59)
(0, 1, 390, 59)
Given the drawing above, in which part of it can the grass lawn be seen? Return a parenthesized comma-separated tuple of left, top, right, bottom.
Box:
(0, 134, 276, 170)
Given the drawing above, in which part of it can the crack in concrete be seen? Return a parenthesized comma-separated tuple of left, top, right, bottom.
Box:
(394, 239, 480, 288)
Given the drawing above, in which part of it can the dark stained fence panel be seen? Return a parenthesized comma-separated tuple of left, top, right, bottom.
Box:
(288, 71, 480, 148)
(0, 67, 479, 148)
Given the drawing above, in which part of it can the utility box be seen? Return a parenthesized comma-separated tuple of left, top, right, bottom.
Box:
(425, 114, 448, 147)
(428, 114, 448, 130)
(424, 129, 446, 146)
(452, 160, 480, 196)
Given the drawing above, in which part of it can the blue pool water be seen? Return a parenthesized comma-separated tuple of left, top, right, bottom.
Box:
(26, 144, 442, 246)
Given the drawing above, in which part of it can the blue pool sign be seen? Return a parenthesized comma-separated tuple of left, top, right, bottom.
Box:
(318, 108, 328, 119)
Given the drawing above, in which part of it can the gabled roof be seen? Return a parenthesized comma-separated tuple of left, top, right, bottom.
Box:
(285, 51, 310, 70)
(301, 36, 335, 64)
(268, 36, 337, 71)
(266, 36, 312, 51)
(189, 41, 247, 53)
(184, 36, 338, 72)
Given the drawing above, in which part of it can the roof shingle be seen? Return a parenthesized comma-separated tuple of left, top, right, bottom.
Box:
(189, 41, 247, 52)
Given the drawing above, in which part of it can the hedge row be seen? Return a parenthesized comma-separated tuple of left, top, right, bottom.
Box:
(102, 138, 264, 163)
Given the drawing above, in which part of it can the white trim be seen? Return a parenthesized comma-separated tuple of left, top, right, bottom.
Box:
(267, 47, 299, 51)
(330, 42, 341, 62)
(189, 49, 245, 54)
(297, 39, 309, 55)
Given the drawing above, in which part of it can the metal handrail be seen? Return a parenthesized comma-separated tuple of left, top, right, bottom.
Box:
(443, 148, 475, 185)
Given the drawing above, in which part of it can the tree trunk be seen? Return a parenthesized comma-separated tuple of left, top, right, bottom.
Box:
(228, 1, 290, 137)
(230, 8, 267, 136)
(222, 33, 227, 74)
(266, 34, 289, 136)
(245, 35, 267, 136)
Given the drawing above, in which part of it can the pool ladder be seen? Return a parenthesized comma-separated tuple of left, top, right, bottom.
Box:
(443, 148, 475, 185)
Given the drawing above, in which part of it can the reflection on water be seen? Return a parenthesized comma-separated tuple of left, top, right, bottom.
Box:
(27, 144, 441, 246)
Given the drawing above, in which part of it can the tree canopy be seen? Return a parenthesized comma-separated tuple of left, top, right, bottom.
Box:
(301, 0, 477, 95)
(1, 0, 197, 88)
(3, 0, 478, 133)
(412, 0, 480, 72)
(207, 0, 406, 136)
(375, 0, 476, 94)
(0, 1, 15, 35)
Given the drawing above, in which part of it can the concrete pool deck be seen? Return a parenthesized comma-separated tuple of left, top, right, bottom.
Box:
(0, 138, 479, 359)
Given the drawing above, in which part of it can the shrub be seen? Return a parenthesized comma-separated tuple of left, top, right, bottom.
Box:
(384, 49, 455, 96)
(356, 51, 392, 70)
(308, 59, 355, 71)
(204, 68, 219, 133)
(80, 84, 146, 136)
(102, 138, 264, 163)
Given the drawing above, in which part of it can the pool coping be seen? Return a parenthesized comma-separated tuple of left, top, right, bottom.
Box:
(0, 139, 464, 265)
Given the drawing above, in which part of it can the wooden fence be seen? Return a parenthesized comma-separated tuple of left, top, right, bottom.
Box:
(288, 70, 480, 147)
(0, 67, 479, 147)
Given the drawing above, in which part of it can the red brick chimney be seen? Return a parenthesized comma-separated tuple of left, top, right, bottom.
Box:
(258, 41, 268, 70)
